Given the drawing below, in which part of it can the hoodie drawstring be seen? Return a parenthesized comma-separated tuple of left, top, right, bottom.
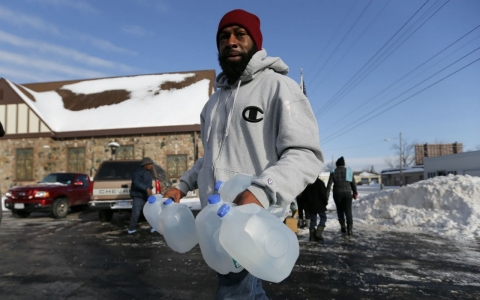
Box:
(225, 80, 241, 138)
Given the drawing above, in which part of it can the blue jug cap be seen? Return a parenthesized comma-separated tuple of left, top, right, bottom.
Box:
(214, 180, 223, 192)
(208, 194, 221, 204)
(147, 196, 157, 204)
(217, 203, 230, 218)
(163, 198, 173, 205)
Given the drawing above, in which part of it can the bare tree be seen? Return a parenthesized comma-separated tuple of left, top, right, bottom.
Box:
(323, 161, 335, 171)
(362, 165, 377, 174)
(385, 139, 415, 168)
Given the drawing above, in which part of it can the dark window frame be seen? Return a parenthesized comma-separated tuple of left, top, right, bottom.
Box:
(167, 154, 187, 179)
(67, 147, 85, 173)
(16, 148, 34, 181)
(116, 145, 135, 160)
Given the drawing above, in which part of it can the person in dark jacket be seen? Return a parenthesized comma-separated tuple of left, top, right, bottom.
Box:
(299, 177, 329, 241)
(128, 157, 154, 234)
(0, 121, 5, 137)
(326, 157, 358, 235)
(296, 191, 308, 229)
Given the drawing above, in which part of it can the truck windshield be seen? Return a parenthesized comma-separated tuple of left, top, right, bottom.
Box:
(41, 174, 75, 184)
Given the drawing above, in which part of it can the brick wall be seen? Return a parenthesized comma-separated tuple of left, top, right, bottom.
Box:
(0, 132, 203, 193)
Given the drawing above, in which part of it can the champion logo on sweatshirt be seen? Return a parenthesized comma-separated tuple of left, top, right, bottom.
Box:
(267, 178, 273, 185)
(242, 106, 264, 123)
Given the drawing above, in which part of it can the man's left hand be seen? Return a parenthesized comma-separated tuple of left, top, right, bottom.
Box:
(233, 190, 264, 208)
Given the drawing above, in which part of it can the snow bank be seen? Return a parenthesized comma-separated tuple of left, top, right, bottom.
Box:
(353, 175, 480, 242)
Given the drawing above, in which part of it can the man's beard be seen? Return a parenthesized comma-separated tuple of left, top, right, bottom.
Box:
(218, 45, 258, 82)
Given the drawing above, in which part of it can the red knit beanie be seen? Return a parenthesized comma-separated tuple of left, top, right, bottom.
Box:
(217, 9, 262, 51)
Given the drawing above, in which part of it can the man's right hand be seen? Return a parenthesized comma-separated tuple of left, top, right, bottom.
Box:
(163, 188, 186, 203)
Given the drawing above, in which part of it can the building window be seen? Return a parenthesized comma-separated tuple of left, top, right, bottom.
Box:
(68, 147, 85, 173)
(16, 148, 33, 180)
(428, 172, 436, 179)
(116, 145, 134, 160)
(447, 171, 457, 175)
(167, 155, 187, 179)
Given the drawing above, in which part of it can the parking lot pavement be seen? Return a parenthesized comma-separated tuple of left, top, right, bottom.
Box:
(0, 209, 479, 300)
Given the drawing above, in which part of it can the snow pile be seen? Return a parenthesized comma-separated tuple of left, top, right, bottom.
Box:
(353, 175, 480, 242)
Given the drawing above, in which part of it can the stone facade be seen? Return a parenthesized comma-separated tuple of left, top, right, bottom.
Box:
(0, 132, 203, 192)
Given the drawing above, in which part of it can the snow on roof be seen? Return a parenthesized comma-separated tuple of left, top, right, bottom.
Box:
(6, 73, 212, 132)
(358, 171, 377, 177)
(352, 174, 480, 242)
(381, 166, 424, 175)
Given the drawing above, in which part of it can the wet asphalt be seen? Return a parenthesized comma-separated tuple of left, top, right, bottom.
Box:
(0, 209, 479, 300)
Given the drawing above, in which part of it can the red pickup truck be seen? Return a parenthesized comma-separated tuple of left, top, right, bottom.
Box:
(4, 173, 92, 219)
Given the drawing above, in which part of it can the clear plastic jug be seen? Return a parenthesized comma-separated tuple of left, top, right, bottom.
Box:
(195, 194, 244, 274)
(143, 195, 165, 234)
(215, 174, 289, 219)
(217, 203, 299, 283)
(158, 198, 198, 253)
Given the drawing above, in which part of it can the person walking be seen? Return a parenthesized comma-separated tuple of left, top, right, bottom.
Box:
(299, 177, 329, 241)
(326, 157, 358, 235)
(296, 191, 308, 229)
(163, 9, 324, 299)
(128, 157, 154, 234)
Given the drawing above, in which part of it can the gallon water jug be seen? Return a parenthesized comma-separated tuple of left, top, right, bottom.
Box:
(143, 195, 165, 234)
(215, 174, 289, 219)
(217, 203, 299, 283)
(195, 194, 244, 274)
(158, 198, 198, 253)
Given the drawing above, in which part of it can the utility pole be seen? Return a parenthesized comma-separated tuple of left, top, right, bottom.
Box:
(399, 132, 403, 187)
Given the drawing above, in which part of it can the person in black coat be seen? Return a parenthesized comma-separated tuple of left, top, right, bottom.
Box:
(0, 121, 5, 137)
(327, 157, 358, 235)
(128, 157, 154, 234)
(299, 177, 329, 241)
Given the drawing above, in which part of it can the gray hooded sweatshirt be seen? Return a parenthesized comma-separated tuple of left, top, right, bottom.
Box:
(177, 49, 324, 209)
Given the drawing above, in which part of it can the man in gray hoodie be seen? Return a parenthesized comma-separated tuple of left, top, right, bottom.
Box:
(164, 9, 324, 299)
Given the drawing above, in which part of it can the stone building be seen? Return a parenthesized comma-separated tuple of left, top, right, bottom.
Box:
(0, 70, 215, 193)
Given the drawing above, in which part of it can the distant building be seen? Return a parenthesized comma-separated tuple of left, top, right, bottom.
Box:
(319, 171, 381, 185)
(381, 166, 424, 186)
(0, 70, 216, 193)
(415, 142, 462, 165)
(424, 150, 480, 179)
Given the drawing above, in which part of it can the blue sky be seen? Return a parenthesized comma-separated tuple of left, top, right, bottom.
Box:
(1, 0, 479, 172)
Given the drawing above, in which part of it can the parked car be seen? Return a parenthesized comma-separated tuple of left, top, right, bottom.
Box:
(88, 160, 170, 222)
(4, 173, 92, 218)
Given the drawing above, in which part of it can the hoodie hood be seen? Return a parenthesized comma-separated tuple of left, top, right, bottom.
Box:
(215, 49, 289, 88)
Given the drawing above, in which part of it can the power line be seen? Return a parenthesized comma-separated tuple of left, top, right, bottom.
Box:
(312, 0, 393, 95)
(322, 55, 480, 144)
(308, 0, 373, 95)
(323, 0, 451, 114)
(313, 0, 432, 117)
(307, 0, 359, 87)
(323, 47, 480, 143)
(323, 24, 480, 131)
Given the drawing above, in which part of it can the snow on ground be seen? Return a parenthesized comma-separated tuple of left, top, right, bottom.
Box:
(186, 175, 480, 243)
(352, 175, 480, 242)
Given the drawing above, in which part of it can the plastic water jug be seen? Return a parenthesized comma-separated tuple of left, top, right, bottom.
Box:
(215, 173, 256, 203)
(158, 198, 198, 253)
(217, 203, 299, 283)
(143, 195, 165, 234)
(195, 194, 244, 274)
(215, 174, 289, 219)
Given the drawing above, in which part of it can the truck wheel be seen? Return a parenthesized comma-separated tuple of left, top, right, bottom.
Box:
(98, 210, 113, 222)
(13, 210, 31, 218)
(51, 198, 69, 219)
